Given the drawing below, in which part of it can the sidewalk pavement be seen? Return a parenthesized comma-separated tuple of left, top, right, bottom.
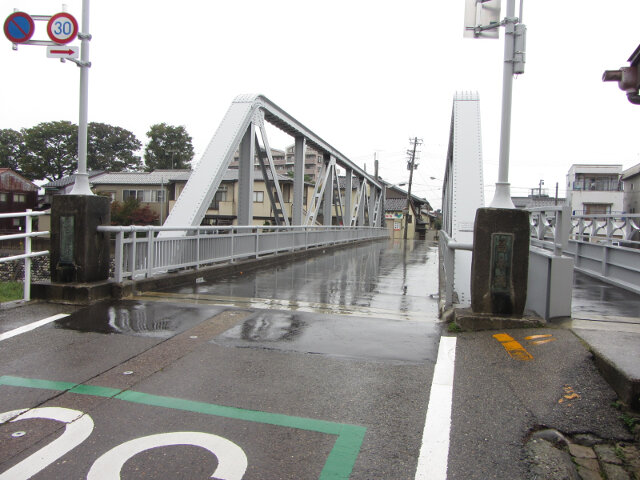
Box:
(562, 273, 640, 411)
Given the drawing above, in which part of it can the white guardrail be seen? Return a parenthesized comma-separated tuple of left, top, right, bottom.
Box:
(97, 225, 389, 282)
(0, 210, 50, 302)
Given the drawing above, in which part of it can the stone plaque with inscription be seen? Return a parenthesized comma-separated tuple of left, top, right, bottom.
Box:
(60, 216, 75, 264)
(490, 233, 513, 294)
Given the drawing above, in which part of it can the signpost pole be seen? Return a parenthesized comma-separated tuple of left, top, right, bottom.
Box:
(69, 0, 92, 195)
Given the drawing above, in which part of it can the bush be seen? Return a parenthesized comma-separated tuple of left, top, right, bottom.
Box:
(110, 198, 159, 225)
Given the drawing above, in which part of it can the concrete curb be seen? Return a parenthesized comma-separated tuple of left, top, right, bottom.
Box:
(451, 307, 544, 331)
(573, 329, 640, 411)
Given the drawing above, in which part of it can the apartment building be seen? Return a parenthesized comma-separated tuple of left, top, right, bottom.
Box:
(622, 162, 640, 214)
(566, 164, 624, 215)
(228, 145, 324, 181)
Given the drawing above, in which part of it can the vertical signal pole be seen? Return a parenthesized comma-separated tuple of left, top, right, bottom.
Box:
(490, 0, 521, 208)
(69, 0, 93, 195)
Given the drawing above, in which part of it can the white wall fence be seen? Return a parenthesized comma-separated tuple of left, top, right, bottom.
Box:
(97, 225, 389, 282)
(0, 210, 50, 302)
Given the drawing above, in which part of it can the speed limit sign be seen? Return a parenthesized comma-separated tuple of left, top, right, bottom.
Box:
(47, 12, 78, 44)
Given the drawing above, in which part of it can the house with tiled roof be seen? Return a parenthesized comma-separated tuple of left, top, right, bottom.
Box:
(0, 169, 39, 233)
(382, 181, 433, 240)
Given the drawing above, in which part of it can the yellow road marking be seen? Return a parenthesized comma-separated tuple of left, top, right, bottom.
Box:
(524, 334, 553, 340)
(529, 338, 557, 346)
(492, 333, 534, 361)
(558, 385, 580, 404)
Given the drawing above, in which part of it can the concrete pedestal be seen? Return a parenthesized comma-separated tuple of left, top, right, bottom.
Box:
(50, 195, 110, 283)
(471, 208, 530, 316)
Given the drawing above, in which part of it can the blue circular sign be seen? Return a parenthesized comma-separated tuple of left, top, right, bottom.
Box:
(3, 12, 35, 44)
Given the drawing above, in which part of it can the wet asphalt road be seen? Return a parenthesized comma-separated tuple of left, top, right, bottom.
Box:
(0, 239, 635, 479)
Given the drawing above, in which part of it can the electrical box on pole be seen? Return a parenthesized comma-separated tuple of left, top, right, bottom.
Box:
(513, 23, 526, 74)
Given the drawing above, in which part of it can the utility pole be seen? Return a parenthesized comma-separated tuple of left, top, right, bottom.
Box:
(404, 137, 422, 240)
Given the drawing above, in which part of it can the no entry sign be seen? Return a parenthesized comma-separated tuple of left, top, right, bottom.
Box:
(3, 11, 35, 44)
(47, 12, 78, 44)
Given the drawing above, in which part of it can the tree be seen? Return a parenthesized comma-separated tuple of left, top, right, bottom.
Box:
(88, 123, 142, 172)
(19, 121, 77, 181)
(144, 123, 194, 171)
(110, 198, 159, 225)
(0, 129, 24, 172)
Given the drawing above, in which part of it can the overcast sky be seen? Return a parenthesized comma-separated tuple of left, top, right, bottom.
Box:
(2, 1, 639, 209)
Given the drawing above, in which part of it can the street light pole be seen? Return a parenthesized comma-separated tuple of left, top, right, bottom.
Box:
(69, 0, 93, 195)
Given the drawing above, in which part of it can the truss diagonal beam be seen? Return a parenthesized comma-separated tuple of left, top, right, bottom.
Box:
(255, 117, 290, 226)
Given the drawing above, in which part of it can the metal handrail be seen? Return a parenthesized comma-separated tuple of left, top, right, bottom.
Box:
(0, 209, 50, 302)
(99, 224, 388, 282)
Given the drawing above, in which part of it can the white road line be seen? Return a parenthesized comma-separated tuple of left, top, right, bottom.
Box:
(415, 335, 457, 480)
(0, 314, 69, 342)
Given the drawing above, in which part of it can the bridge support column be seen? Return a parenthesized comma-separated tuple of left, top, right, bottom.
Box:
(344, 168, 352, 226)
(358, 179, 366, 226)
(470, 208, 529, 316)
(237, 123, 255, 226)
(293, 136, 305, 225)
(322, 155, 333, 226)
(368, 186, 376, 227)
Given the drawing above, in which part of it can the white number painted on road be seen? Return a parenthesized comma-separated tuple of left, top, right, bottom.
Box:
(0, 407, 95, 480)
(0, 408, 247, 479)
(87, 431, 248, 480)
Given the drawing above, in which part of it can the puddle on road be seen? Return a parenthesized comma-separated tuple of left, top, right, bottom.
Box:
(213, 310, 444, 365)
(54, 300, 225, 338)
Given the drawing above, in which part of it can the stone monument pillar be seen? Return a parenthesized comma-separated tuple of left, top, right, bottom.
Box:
(50, 195, 110, 283)
(470, 208, 530, 316)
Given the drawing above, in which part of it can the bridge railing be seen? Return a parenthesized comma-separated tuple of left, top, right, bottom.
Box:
(569, 213, 640, 248)
(566, 213, 640, 294)
(528, 205, 571, 255)
(0, 210, 50, 302)
(438, 230, 473, 311)
(98, 225, 389, 282)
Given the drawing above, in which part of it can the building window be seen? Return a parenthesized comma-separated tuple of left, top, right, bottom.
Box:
(584, 204, 611, 215)
(13, 193, 26, 203)
(123, 190, 143, 201)
(123, 190, 164, 202)
(573, 175, 621, 191)
(0, 193, 7, 202)
(210, 187, 227, 209)
(253, 191, 264, 203)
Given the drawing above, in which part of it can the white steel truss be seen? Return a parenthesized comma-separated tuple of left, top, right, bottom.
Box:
(161, 94, 384, 236)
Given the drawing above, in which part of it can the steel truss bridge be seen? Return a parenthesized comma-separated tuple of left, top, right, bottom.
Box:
(161, 94, 385, 235)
